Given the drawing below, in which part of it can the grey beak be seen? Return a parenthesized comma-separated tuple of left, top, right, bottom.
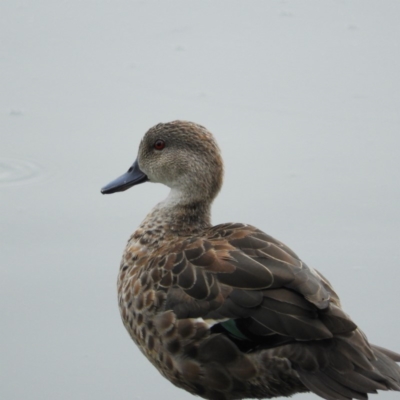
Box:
(101, 159, 148, 194)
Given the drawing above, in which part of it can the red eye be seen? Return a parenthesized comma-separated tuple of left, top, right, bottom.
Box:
(154, 140, 165, 150)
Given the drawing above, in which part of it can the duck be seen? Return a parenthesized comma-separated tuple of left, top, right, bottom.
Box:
(101, 120, 400, 400)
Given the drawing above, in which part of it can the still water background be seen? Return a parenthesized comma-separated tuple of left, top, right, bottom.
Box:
(1, 1, 400, 399)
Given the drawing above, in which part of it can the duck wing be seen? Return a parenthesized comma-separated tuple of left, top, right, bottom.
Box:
(162, 222, 352, 340)
(157, 223, 400, 399)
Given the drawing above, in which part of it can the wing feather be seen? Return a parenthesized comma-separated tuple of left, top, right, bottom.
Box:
(161, 223, 354, 342)
(156, 222, 400, 398)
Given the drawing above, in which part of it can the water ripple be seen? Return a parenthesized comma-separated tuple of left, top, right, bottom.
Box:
(0, 157, 47, 187)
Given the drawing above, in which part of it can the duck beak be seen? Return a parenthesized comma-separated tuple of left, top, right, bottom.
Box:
(101, 159, 148, 194)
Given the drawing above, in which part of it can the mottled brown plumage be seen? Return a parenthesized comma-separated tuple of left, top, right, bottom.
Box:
(102, 120, 400, 400)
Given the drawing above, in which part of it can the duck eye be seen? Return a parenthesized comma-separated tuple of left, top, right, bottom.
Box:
(154, 140, 165, 150)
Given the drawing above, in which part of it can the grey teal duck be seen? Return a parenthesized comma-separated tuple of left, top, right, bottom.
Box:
(101, 120, 400, 400)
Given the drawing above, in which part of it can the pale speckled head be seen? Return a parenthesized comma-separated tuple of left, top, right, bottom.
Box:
(102, 120, 224, 205)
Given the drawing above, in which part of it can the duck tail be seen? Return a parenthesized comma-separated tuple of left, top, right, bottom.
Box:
(366, 344, 400, 391)
(371, 344, 400, 362)
(297, 345, 400, 400)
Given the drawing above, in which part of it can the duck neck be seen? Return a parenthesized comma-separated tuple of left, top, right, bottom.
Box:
(146, 189, 212, 235)
(167, 201, 212, 233)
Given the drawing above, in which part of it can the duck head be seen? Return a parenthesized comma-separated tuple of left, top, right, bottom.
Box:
(101, 121, 224, 205)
